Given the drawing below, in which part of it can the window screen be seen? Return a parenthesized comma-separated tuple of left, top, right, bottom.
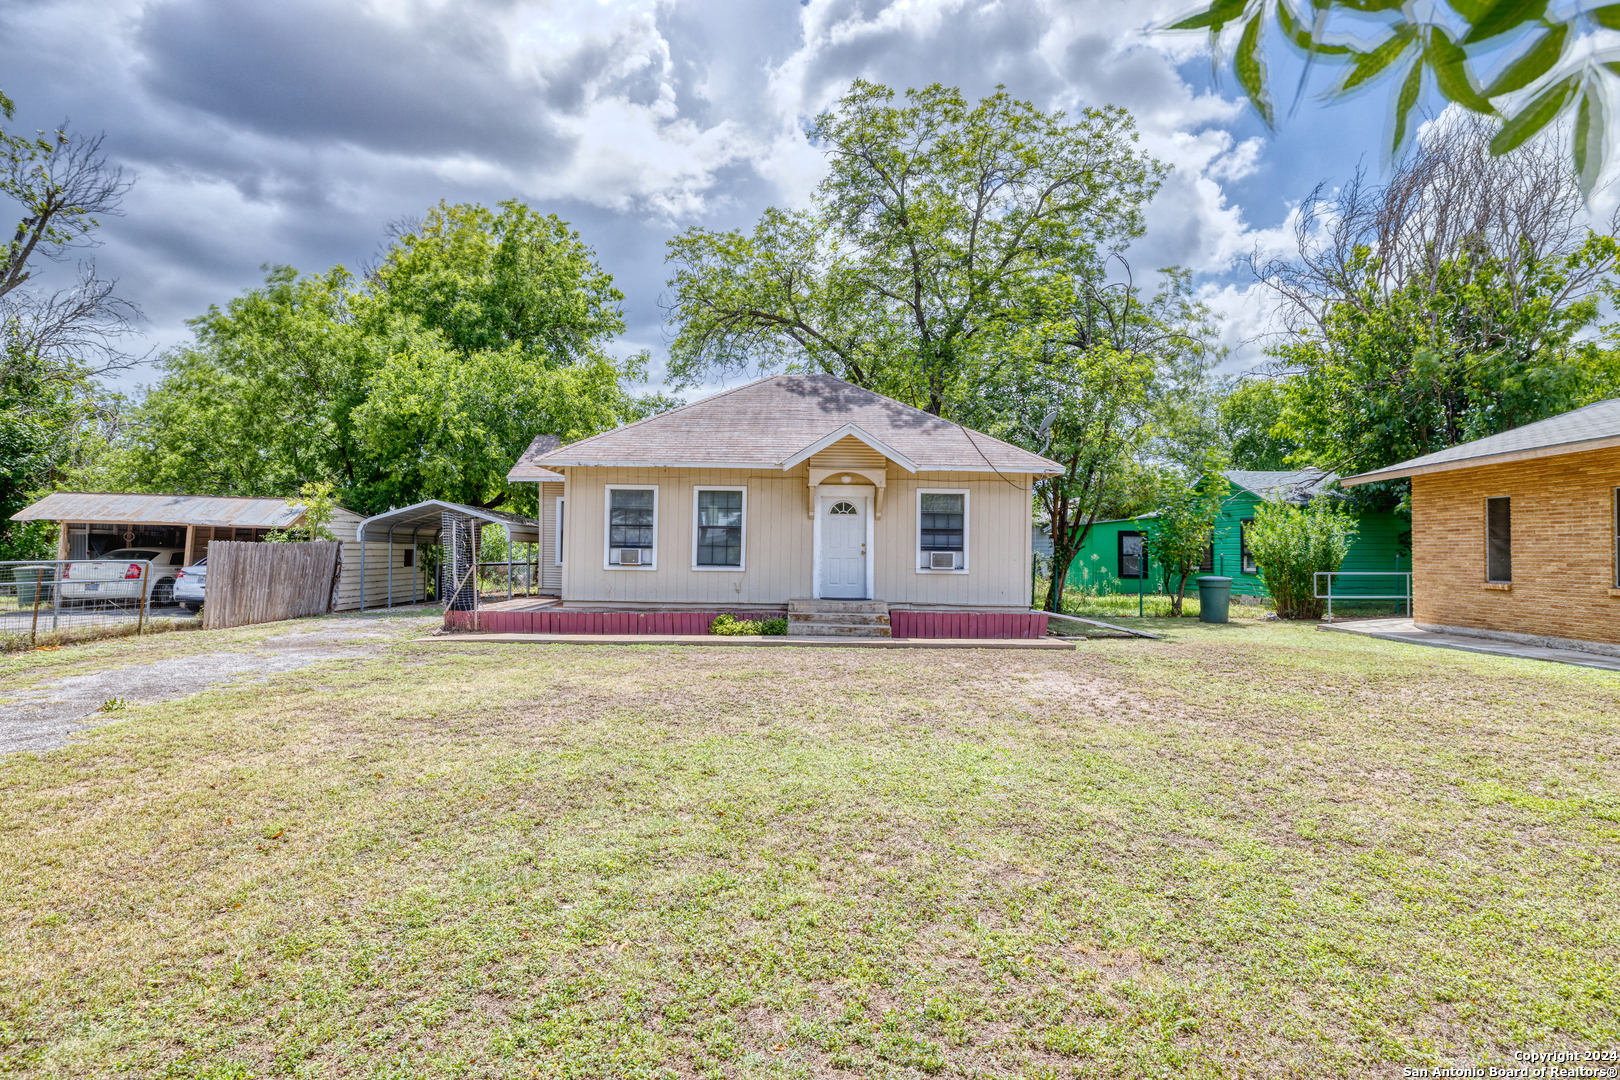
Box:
(1118, 531, 1144, 579)
(403, 548, 415, 568)
(610, 489, 655, 550)
(920, 493, 965, 550)
(1199, 536, 1214, 574)
(1486, 496, 1512, 583)
(696, 490, 743, 566)
(1240, 519, 1256, 574)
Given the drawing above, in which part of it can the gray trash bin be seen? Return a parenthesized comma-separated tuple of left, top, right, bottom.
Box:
(11, 564, 55, 607)
(1197, 575, 1231, 624)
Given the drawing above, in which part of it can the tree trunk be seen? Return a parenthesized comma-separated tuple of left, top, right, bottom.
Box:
(1045, 543, 1079, 615)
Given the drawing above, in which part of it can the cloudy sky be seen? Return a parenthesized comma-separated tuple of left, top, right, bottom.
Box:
(2, 0, 1429, 397)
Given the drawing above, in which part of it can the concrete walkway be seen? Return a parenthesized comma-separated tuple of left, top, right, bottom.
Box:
(428, 632, 1076, 650)
(1319, 617, 1620, 672)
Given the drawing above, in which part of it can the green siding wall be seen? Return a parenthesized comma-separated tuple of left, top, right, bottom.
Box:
(1060, 482, 1410, 601)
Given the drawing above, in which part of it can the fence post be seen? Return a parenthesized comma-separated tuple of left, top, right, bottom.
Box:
(137, 562, 150, 635)
(50, 561, 61, 631)
(29, 567, 44, 645)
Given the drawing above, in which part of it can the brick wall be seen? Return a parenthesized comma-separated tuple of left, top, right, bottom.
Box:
(1412, 447, 1620, 644)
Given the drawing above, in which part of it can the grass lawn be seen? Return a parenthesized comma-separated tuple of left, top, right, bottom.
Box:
(1, 612, 1617, 1078)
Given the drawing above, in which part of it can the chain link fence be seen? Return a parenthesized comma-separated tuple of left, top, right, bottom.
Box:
(0, 559, 198, 648)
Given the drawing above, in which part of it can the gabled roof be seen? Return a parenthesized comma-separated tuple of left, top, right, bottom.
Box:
(1341, 398, 1620, 486)
(528, 374, 1062, 475)
(1224, 468, 1336, 504)
(506, 435, 565, 482)
(11, 491, 306, 528)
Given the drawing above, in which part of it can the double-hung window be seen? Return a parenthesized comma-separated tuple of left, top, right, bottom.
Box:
(1118, 531, 1144, 579)
(1486, 496, 1512, 583)
(918, 490, 968, 571)
(694, 488, 745, 569)
(606, 486, 657, 568)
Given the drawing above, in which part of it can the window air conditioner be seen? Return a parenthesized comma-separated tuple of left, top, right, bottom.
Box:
(618, 547, 643, 566)
(929, 550, 957, 570)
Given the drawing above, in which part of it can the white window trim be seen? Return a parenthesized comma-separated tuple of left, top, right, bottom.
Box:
(692, 486, 747, 571)
(554, 496, 565, 567)
(604, 484, 658, 570)
(916, 488, 970, 574)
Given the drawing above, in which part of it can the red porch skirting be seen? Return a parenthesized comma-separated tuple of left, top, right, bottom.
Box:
(888, 610, 1048, 639)
(444, 609, 782, 635)
(446, 609, 1049, 639)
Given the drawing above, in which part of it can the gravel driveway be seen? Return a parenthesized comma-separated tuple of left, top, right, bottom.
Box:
(0, 625, 400, 754)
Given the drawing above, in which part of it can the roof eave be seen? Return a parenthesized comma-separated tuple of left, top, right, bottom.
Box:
(1340, 433, 1620, 486)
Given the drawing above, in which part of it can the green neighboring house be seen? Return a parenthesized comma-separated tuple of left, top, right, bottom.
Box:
(1059, 469, 1410, 602)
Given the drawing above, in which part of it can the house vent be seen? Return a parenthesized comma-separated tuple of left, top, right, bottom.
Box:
(928, 551, 957, 570)
(618, 548, 643, 566)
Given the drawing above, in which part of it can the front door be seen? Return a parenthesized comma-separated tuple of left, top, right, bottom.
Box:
(821, 496, 867, 598)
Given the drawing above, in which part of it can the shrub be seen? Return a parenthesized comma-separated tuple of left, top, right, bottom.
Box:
(709, 613, 788, 636)
(1245, 497, 1359, 619)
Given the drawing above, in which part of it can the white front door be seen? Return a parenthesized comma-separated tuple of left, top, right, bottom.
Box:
(821, 496, 867, 598)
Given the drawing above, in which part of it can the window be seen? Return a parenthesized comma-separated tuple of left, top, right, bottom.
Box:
(917, 490, 968, 571)
(1198, 535, 1214, 574)
(605, 486, 657, 568)
(1240, 519, 1256, 575)
(1486, 496, 1512, 583)
(555, 496, 565, 566)
(1615, 489, 1620, 587)
(169, 552, 185, 565)
(1118, 531, 1144, 579)
(694, 488, 745, 569)
(402, 548, 415, 568)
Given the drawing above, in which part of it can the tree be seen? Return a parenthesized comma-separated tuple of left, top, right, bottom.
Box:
(1258, 116, 1620, 488)
(1164, 0, 1620, 191)
(1143, 471, 1225, 617)
(1217, 379, 1298, 470)
(957, 267, 1222, 614)
(0, 93, 139, 557)
(1244, 497, 1359, 619)
(664, 81, 1165, 416)
(264, 481, 339, 543)
(111, 204, 657, 515)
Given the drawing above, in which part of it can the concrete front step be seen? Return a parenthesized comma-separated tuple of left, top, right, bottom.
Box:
(787, 599, 888, 614)
(788, 622, 894, 637)
(787, 612, 891, 627)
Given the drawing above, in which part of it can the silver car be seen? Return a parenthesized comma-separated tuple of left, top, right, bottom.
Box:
(173, 557, 206, 611)
(60, 548, 186, 604)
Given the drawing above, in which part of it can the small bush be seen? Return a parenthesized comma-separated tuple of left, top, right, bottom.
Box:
(1245, 497, 1359, 619)
(709, 613, 788, 636)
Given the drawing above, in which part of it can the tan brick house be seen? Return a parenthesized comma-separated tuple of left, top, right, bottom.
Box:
(1341, 399, 1620, 655)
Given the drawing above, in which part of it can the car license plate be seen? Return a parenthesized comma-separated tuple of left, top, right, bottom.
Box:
(84, 582, 99, 591)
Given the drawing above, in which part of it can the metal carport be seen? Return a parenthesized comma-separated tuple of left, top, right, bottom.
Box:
(354, 500, 541, 611)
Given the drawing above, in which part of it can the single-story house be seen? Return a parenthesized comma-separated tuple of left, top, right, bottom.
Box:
(1062, 469, 1408, 602)
(498, 373, 1061, 633)
(10, 492, 425, 610)
(1340, 397, 1620, 654)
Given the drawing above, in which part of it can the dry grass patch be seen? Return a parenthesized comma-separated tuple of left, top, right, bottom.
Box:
(0, 617, 1616, 1078)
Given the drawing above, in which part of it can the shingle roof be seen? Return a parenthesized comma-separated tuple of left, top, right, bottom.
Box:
(1224, 468, 1336, 503)
(11, 492, 306, 528)
(530, 373, 1062, 474)
(1340, 398, 1620, 486)
(505, 434, 565, 482)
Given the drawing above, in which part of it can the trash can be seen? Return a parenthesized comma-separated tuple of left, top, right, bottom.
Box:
(1197, 575, 1231, 624)
(11, 564, 55, 607)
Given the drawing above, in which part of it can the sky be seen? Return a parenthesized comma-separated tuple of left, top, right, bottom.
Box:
(0, 0, 1448, 399)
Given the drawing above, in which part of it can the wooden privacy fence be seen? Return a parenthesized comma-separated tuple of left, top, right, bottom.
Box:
(204, 541, 342, 630)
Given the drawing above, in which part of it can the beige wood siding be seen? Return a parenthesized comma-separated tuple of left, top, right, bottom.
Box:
(560, 466, 1035, 609)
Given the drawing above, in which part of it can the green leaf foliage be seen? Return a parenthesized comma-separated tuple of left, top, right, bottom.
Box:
(1244, 497, 1359, 619)
(1142, 472, 1226, 616)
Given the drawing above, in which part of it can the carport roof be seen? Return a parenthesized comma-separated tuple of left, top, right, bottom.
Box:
(11, 491, 305, 528)
(356, 500, 540, 544)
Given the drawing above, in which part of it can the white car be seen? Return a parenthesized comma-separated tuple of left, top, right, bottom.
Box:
(173, 557, 206, 611)
(60, 548, 187, 605)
